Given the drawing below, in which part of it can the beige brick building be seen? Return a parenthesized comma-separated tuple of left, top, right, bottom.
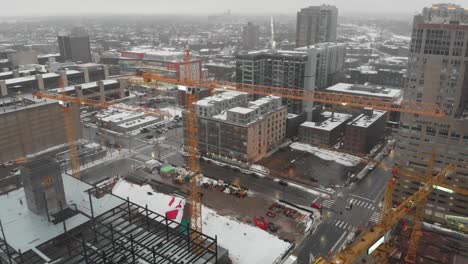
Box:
(0, 95, 81, 163)
(191, 91, 287, 165)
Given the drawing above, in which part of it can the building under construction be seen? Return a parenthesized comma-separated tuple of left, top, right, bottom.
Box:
(0, 158, 222, 264)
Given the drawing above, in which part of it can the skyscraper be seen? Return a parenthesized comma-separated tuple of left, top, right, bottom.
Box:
(58, 28, 92, 63)
(242, 22, 260, 50)
(393, 4, 468, 226)
(236, 43, 346, 115)
(296, 5, 338, 48)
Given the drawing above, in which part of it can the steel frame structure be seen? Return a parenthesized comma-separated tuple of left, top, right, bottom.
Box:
(0, 185, 217, 264)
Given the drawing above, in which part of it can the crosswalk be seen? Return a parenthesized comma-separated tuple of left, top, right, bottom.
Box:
(369, 211, 381, 224)
(322, 199, 336, 209)
(330, 219, 354, 231)
(346, 198, 375, 210)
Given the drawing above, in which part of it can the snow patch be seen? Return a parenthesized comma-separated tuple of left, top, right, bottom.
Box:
(202, 207, 291, 264)
(290, 142, 362, 167)
(160, 106, 183, 118)
(112, 180, 291, 264)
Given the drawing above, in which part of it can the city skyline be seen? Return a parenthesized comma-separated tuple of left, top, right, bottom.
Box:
(0, 0, 467, 16)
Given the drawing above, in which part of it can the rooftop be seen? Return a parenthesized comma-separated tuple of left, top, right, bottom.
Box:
(301, 112, 352, 131)
(0, 94, 60, 115)
(348, 109, 387, 128)
(5, 73, 59, 85)
(326, 83, 402, 100)
(229, 107, 255, 114)
(0, 175, 218, 263)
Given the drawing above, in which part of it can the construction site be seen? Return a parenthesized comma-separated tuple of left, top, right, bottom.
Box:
(1, 2, 468, 264)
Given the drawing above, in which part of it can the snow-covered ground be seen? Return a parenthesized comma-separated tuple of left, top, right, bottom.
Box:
(112, 180, 291, 264)
(290, 142, 363, 167)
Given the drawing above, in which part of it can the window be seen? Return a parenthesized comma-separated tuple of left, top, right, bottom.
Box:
(41, 176, 54, 188)
(450, 132, 460, 141)
(426, 126, 436, 136)
(439, 129, 448, 138)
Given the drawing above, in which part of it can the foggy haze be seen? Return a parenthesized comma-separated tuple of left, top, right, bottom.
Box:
(1, 0, 467, 16)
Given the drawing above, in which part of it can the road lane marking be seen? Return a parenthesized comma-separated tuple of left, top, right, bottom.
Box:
(350, 194, 374, 202)
(330, 231, 348, 253)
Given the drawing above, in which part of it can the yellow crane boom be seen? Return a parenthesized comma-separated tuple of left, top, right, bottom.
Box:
(325, 164, 456, 264)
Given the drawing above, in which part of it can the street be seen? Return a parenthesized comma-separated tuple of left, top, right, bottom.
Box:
(79, 115, 395, 263)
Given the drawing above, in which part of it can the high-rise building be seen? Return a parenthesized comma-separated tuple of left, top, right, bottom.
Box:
(58, 29, 92, 63)
(393, 4, 468, 226)
(236, 43, 346, 115)
(242, 22, 260, 50)
(296, 5, 338, 48)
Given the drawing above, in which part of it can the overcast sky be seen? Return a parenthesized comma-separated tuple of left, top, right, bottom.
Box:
(0, 0, 466, 16)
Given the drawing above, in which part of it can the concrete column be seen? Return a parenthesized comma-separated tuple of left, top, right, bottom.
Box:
(83, 67, 90, 83)
(97, 80, 105, 101)
(104, 65, 109, 79)
(118, 78, 127, 99)
(35, 74, 45, 90)
(59, 71, 68, 87)
(74, 85, 83, 98)
(0, 80, 7, 96)
(13, 69, 19, 78)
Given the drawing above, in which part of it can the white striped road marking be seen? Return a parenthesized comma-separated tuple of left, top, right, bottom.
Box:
(339, 221, 345, 228)
(350, 198, 355, 204)
(350, 194, 374, 202)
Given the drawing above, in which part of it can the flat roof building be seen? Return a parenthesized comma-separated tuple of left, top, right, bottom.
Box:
(343, 109, 387, 154)
(0, 95, 81, 164)
(299, 111, 352, 146)
(191, 91, 287, 165)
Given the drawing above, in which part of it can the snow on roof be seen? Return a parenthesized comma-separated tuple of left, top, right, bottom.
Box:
(5, 73, 59, 85)
(118, 115, 159, 129)
(229, 107, 255, 114)
(0, 174, 124, 252)
(65, 70, 82, 75)
(300, 112, 352, 131)
(0, 94, 60, 115)
(348, 109, 387, 128)
(326, 83, 402, 99)
(77, 63, 102, 68)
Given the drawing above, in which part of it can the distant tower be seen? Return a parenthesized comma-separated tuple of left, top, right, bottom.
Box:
(20, 158, 66, 216)
(57, 27, 92, 63)
(296, 5, 338, 47)
(242, 22, 260, 50)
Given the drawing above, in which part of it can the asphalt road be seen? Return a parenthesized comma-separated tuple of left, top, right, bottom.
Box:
(295, 159, 393, 263)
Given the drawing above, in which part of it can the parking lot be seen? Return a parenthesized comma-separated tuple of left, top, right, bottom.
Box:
(259, 146, 363, 188)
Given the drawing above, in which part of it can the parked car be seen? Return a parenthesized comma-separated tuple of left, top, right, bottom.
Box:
(368, 162, 377, 171)
(268, 223, 278, 232)
(2, 161, 14, 167)
(10, 168, 21, 176)
(311, 202, 323, 210)
(278, 180, 288, 187)
(141, 128, 149, 133)
(145, 135, 154, 140)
